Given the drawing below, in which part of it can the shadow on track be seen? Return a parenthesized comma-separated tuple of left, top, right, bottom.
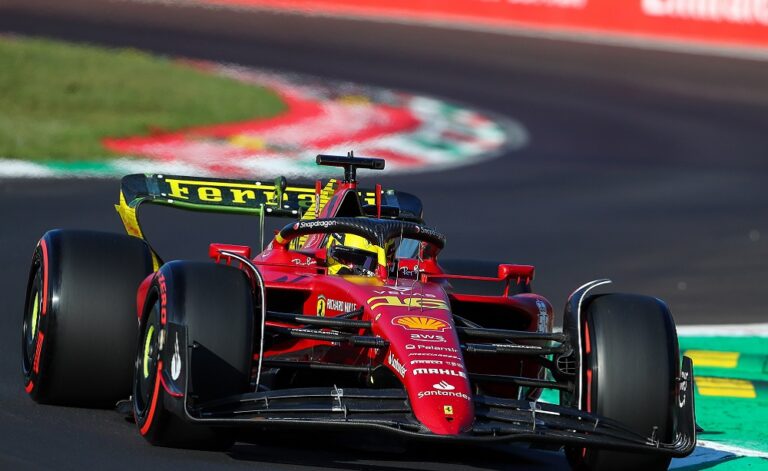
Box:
(227, 429, 565, 470)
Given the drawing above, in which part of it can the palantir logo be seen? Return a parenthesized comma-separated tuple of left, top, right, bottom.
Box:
(433, 381, 455, 391)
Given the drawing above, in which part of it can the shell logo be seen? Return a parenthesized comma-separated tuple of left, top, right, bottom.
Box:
(392, 316, 450, 332)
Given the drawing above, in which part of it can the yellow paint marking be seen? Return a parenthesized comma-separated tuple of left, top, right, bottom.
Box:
(696, 377, 756, 398)
(338, 95, 370, 104)
(229, 134, 266, 150)
(685, 350, 740, 368)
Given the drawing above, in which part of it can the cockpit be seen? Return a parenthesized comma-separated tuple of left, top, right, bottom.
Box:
(272, 217, 445, 280)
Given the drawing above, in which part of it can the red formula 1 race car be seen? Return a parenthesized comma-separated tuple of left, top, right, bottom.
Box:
(22, 155, 695, 470)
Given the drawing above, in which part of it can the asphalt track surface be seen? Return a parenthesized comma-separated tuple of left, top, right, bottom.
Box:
(1, 0, 767, 469)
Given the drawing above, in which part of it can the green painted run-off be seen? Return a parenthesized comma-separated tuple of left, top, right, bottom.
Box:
(679, 336, 768, 469)
(538, 335, 768, 469)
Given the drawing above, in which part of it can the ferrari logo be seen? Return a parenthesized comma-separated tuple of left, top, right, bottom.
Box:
(392, 315, 449, 332)
(316, 295, 326, 317)
(443, 405, 453, 415)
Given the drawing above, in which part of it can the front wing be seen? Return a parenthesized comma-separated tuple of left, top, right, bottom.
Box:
(179, 357, 696, 456)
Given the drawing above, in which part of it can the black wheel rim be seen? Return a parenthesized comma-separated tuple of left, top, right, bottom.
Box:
(134, 298, 160, 419)
(22, 262, 43, 377)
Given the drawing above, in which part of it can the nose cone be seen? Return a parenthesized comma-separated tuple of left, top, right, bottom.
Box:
(406, 362, 475, 435)
(377, 313, 474, 435)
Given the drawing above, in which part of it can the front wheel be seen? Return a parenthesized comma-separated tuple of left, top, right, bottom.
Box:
(133, 261, 254, 449)
(564, 293, 679, 471)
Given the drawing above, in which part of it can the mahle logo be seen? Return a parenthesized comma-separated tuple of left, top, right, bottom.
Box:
(413, 368, 467, 378)
(392, 315, 449, 331)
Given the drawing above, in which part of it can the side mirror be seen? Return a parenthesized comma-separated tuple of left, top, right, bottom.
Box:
(498, 264, 535, 281)
(209, 243, 252, 263)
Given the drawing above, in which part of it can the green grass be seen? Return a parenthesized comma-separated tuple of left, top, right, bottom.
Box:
(0, 36, 286, 161)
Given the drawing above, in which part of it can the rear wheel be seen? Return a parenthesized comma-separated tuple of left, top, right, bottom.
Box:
(22, 230, 154, 406)
(133, 261, 254, 449)
(564, 293, 678, 471)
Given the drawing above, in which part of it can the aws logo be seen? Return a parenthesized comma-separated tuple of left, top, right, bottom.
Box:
(392, 315, 450, 332)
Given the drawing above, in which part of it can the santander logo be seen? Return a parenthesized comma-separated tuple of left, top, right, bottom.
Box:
(417, 381, 471, 400)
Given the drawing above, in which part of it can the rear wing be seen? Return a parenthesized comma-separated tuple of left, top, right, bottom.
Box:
(115, 173, 423, 256)
(116, 174, 324, 240)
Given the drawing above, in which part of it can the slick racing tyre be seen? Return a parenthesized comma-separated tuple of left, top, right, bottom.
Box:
(22, 230, 154, 406)
(439, 259, 531, 296)
(133, 261, 254, 449)
(565, 294, 679, 471)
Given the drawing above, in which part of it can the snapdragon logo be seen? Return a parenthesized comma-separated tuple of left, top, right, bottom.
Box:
(642, 0, 768, 26)
(297, 220, 335, 229)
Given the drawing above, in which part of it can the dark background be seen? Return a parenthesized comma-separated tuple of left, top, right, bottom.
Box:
(1, 0, 766, 468)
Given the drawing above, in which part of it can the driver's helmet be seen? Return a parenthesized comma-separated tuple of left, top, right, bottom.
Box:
(327, 233, 378, 276)
(327, 233, 396, 276)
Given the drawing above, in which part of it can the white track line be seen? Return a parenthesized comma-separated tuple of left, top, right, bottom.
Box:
(677, 323, 768, 337)
(670, 445, 734, 469)
(697, 440, 768, 459)
(0, 160, 57, 177)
